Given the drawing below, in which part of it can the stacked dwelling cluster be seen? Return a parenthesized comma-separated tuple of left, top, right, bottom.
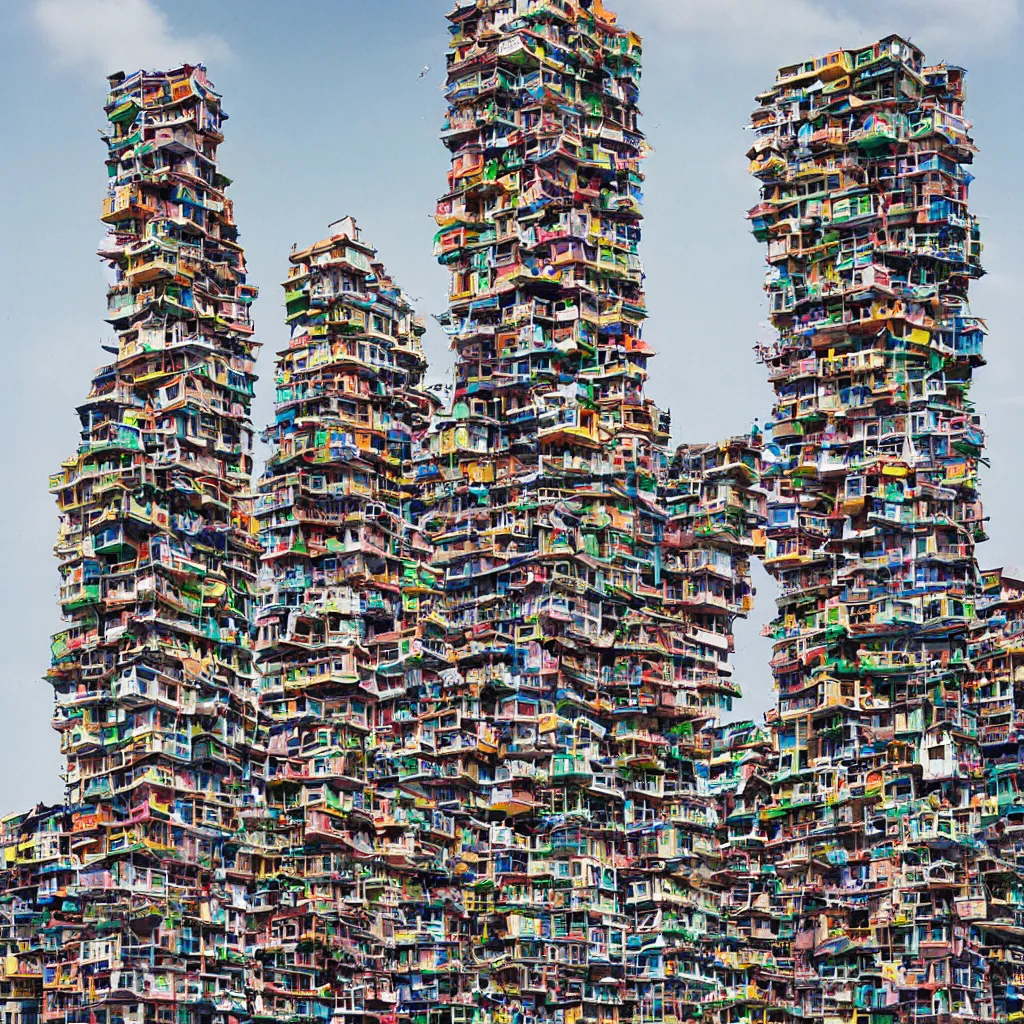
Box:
(6, 8, 1024, 1024)
(0, 65, 264, 1024)
(0, 13, 764, 1021)
(747, 35, 1009, 1024)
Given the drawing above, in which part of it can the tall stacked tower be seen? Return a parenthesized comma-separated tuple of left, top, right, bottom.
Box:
(38, 65, 263, 1024)
(249, 219, 441, 1020)
(418, 3, 762, 1024)
(749, 39, 992, 1024)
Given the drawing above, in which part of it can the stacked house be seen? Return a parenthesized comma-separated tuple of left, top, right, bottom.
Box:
(748, 37, 995, 1024)
(970, 568, 1024, 1022)
(3, 65, 263, 1024)
(704, 721, 790, 1024)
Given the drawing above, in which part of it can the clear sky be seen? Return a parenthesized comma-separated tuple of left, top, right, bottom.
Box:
(0, 0, 1021, 813)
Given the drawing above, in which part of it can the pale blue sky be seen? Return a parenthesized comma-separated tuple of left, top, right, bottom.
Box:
(0, 0, 1021, 811)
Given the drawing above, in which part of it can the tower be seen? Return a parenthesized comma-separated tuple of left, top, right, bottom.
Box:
(250, 220, 440, 1019)
(750, 39, 992, 1024)
(423, 3, 762, 1022)
(39, 64, 263, 1024)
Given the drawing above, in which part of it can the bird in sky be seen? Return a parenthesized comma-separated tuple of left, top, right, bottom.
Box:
(418, 65, 430, 80)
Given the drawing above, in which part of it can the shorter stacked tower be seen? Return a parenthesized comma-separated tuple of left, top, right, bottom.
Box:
(250, 219, 442, 1020)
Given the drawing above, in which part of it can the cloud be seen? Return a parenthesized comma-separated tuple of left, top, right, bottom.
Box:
(635, 0, 1021, 61)
(33, 0, 229, 76)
